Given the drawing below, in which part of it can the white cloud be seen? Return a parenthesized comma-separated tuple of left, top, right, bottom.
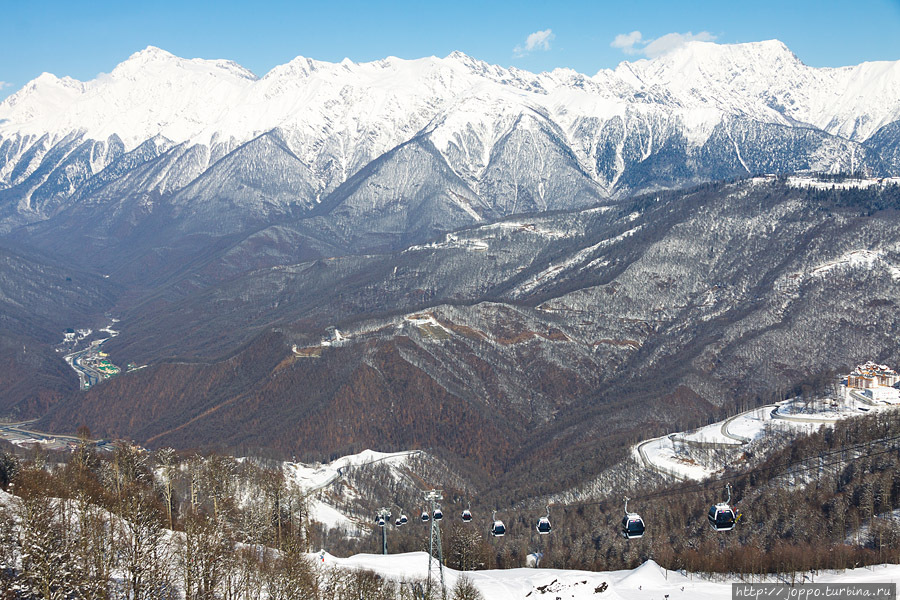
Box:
(610, 30, 717, 58)
(525, 29, 555, 52)
(643, 31, 717, 58)
(0, 81, 10, 90)
(611, 31, 643, 55)
(514, 29, 555, 57)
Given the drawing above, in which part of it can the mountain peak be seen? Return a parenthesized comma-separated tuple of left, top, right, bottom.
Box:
(0, 71, 83, 111)
(631, 39, 801, 70)
(128, 45, 176, 62)
(24, 72, 83, 89)
(611, 38, 808, 101)
(442, 50, 498, 78)
(443, 50, 491, 69)
(111, 46, 257, 81)
(446, 50, 472, 62)
(112, 46, 179, 73)
(262, 55, 323, 79)
(678, 38, 799, 63)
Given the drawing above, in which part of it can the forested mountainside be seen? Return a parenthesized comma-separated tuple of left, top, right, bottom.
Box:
(0, 243, 119, 414)
(19, 178, 897, 498)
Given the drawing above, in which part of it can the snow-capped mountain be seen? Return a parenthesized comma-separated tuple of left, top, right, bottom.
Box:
(1, 40, 898, 245)
(612, 40, 900, 142)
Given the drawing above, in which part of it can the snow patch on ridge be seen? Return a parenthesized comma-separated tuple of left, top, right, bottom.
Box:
(514, 225, 641, 296)
(806, 249, 900, 281)
(404, 233, 489, 253)
(787, 175, 900, 189)
(477, 220, 574, 239)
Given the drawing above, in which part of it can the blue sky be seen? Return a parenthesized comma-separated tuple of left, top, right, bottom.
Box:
(2, 0, 899, 100)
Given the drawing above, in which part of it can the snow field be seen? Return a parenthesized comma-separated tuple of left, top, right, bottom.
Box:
(315, 552, 900, 600)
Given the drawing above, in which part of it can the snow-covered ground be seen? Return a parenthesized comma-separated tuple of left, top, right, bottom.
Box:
(635, 405, 793, 480)
(786, 175, 900, 190)
(636, 397, 898, 481)
(635, 434, 717, 481)
(284, 449, 419, 492)
(675, 406, 772, 446)
(282, 449, 422, 532)
(476, 220, 575, 239)
(315, 552, 900, 599)
(402, 313, 453, 337)
(404, 233, 489, 253)
(772, 395, 888, 422)
(308, 499, 357, 532)
(805, 249, 900, 282)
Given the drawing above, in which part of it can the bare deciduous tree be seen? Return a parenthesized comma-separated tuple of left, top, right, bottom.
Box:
(117, 485, 171, 600)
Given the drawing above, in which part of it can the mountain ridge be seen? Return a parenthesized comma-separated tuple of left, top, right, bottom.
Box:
(4, 40, 897, 150)
(2, 40, 899, 255)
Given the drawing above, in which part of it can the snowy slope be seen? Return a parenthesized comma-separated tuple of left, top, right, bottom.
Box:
(612, 40, 900, 142)
(317, 552, 900, 599)
(281, 449, 421, 533)
(283, 449, 420, 493)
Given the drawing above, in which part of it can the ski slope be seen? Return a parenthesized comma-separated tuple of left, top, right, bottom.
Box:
(282, 449, 421, 533)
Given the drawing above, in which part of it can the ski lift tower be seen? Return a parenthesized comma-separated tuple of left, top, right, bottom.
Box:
(424, 490, 446, 600)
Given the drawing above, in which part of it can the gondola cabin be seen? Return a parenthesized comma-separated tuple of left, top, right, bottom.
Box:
(394, 518, 403, 527)
(461, 509, 473, 522)
(708, 503, 736, 531)
(421, 511, 430, 522)
(491, 519, 506, 537)
(621, 514, 645, 539)
(433, 508, 443, 521)
(399, 514, 408, 525)
(536, 516, 551, 534)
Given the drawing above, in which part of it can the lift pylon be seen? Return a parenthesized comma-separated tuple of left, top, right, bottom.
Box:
(424, 490, 446, 600)
(376, 507, 391, 554)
